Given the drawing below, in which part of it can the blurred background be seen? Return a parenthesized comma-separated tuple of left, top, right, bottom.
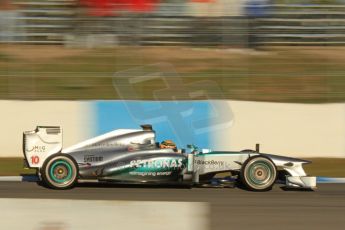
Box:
(0, 0, 345, 178)
(1, 2, 345, 229)
(1, 0, 345, 102)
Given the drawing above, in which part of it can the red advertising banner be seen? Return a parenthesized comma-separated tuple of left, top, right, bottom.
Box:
(80, 0, 159, 16)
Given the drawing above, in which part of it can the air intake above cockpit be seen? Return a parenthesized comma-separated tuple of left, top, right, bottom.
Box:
(141, 124, 153, 131)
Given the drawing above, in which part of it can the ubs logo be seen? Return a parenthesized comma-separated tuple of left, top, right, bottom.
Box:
(26, 146, 46, 153)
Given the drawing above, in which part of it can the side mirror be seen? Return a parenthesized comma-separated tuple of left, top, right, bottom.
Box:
(256, 143, 260, 152)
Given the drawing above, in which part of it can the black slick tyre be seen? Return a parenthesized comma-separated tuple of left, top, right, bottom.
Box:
(240, 156, 277, 191)
(41, 154, 78, 190)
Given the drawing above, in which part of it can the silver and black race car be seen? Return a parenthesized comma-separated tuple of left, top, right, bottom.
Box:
(23, 125, 316, 191)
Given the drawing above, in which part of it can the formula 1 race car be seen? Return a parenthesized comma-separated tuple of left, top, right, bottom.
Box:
(23, 125, 316, 191)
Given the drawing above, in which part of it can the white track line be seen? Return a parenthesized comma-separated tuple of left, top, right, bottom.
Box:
(0, 176, 26, 182)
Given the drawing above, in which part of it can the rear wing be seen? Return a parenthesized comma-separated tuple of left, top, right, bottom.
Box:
(23, 126, 63, 168)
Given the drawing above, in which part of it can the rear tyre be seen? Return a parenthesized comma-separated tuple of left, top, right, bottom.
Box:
(240, 156, 277, 191)
(41, 154, 78, 190)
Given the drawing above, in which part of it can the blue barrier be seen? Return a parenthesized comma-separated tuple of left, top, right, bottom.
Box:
(93, 100, 213, 149)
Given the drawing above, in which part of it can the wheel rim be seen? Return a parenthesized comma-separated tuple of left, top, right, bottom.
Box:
(45, 157, 77, 188)
(49, 160, 73, 183)
(244, 159, 276, 190)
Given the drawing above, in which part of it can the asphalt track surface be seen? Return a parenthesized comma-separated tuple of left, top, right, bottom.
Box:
(0, 182, 344, 230)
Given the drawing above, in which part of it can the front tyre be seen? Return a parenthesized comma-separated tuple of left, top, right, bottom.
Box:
(41, 154, 78, 190)
(240, 156, 277, 191)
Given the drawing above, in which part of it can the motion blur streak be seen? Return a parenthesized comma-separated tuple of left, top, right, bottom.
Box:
(0, 183, 344, 230)
(0, 198, 209, 230)
(2, 1, 345, 102)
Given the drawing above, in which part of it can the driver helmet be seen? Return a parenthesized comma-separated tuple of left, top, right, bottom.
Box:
(160, 140, 176, 149)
